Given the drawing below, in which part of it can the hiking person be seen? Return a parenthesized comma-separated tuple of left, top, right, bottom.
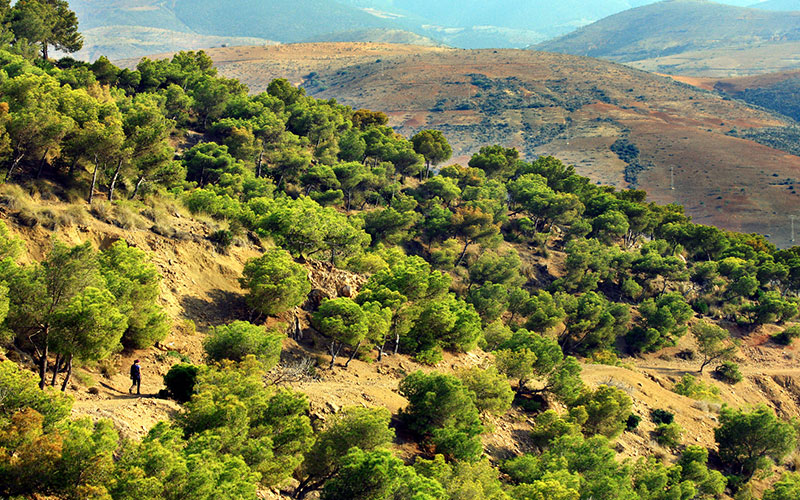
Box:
(129, 359, 141, 395)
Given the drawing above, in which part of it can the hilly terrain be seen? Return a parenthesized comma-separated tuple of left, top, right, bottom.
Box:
(6, 186, 800, 493)
(534, 0, 800, 76)
(752, 0, 800, 10)
(169, 43, 800, 246)
(10, 20, 800, 499)
(67, 0, 408, 60)
(68, 0, 775, 61)
(673, 69, 800, 121)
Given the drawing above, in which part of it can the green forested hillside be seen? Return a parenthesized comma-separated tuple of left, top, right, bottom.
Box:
(3, 3, 800, 500)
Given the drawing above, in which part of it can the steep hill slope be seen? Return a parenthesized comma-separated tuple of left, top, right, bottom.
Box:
(4, 194, 800, 480)
(673, 70, 800, 120)
(534, 0, 800, 76)
(178, 43, 800, 246)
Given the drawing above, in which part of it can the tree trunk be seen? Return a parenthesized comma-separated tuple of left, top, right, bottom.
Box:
(51, 354, 63, 387)
(255, 150, 264, 178)
(68, 157, 78, 178)
(6, 153, 24, 182)
(37, 341, 48, 390)
(378, 339, 386, 362)
(329, 341, 342, 369)
(393, 329, 401, 355)
(291, 314, 302, 341)
(455, 239, 471, 268)
(36, 148, 49, 179)
(344, 341, 362, 368)
(130, 175, 146, 200)
(108, 158, 123, 202)
(42, 42, 48, 61)
(60, 355, 73, 392)
(294, 477, 328, 500)
(88, 154, 99, 204)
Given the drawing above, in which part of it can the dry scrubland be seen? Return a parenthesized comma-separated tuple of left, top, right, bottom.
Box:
(3, 185, 800, 498)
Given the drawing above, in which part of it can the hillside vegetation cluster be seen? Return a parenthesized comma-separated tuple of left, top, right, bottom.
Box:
(2, 3, 800, 499)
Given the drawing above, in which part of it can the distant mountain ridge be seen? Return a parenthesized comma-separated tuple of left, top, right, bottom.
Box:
(751, 0, 800, 10)
(533, 0, 800, 75)
(69, 0, 774, 61)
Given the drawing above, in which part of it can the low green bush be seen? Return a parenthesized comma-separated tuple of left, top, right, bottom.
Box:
(651, 408, 674, 425)
(654, 422, 682, 447)
(163, 363, 199, 403)
(715, 361, 743, 384)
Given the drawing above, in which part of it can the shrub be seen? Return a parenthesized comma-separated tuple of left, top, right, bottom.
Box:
(0, 360, 72, 428)
(113, 202, 148, 229)
(90, 200, 112, 222)
(240, 248, 311, 316)
(163, 363, 199, 403)
(590, 349, 624, 367)
(457, 365, 514, 416)
(673, 374, 721, 401)
(773, 325, 800, 346)
(570, 384, 632, 438)
(296, 407, 395, 499)
(203, 320, 284, 369)
(209, 229, 233, 249)
(399, 371, 483, 460)
(654, 422, 682, 447)
(715, 404, 798, 477)
(764, 472, 800, 500)
(715, 361, 743, 384)
(99, 240, 170, 349)
(651, 409, 674, 425)
(626, 414, 641, 431)
(414, 346, 443, 366)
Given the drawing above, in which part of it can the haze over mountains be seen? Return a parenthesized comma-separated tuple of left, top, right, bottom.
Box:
(70, 0, 797, 62)
(535, 0, 800, 76)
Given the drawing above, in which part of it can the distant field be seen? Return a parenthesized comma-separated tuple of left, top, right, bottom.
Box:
(163, 43, 800, 247)
(624, 41, 800, 77)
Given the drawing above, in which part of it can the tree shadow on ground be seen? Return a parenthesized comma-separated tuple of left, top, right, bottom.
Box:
(179, 289, 248, 328)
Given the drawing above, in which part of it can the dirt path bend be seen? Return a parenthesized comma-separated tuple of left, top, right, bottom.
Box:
(72, 393, 181, 440)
